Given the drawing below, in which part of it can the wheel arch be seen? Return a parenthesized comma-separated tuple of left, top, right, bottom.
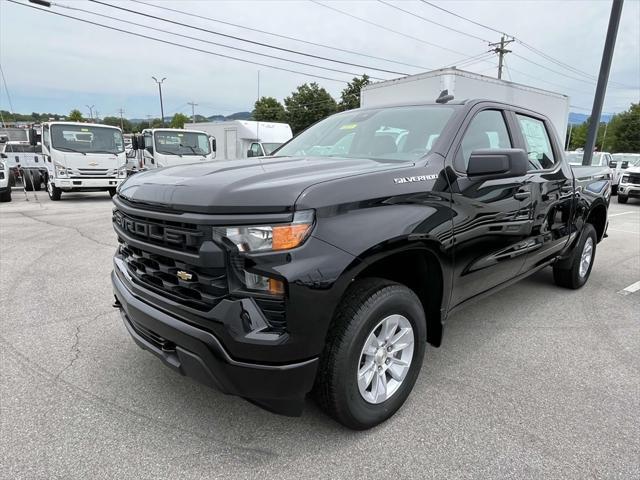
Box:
(585, 201, 607, 242)
(332, 240, 450, 348)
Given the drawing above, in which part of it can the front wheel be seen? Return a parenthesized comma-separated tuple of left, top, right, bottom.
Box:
(0, 189, 11, 202)
(108, 188, 117, 198)
(618, 195, 628, 204)
(47, 179, 62, 201)
(314, 278, 426, 430)
(553, 223, 597, 289)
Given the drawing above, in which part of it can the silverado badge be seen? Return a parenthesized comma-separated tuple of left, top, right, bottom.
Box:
(89, 161, 99, 166)
(176, 271, 193, 281)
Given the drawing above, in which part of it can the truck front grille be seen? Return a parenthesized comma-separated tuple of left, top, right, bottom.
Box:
(119, 241, 227, 311)
(627, 174, 640, 184)
(113, 209, 205, 253)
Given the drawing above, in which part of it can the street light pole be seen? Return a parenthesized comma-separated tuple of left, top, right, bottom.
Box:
(152, 76, 167, 127)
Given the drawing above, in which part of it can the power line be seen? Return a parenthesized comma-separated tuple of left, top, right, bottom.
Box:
(131, 0, 431, 72)
(8, 0, 349, 83)
(511, 52, 602, 86)
(88, 0, 407, 77)
(377, 0, 490, 43)
(50, 0, 386, 80)
(420, 0, 637, 89)
(0, 64, 16, 117)
(309, 0, 475, 60)
(419, 0, 510, 37)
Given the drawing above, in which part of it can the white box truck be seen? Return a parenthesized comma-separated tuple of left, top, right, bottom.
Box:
(361, 68, 570, 145)
(131, 128, 215, 170)
(185, 120, 293, 160)
(39, 122, 127, 200)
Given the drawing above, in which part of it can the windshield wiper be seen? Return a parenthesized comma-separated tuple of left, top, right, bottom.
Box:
(90, 150, 117, 154)
(180, 145, 199, 155)
(55, 146, 86, 155)
(156, 149, 181, 156)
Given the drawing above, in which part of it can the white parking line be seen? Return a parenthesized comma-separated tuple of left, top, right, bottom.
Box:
(609, 211, 637, 217)
(617, 281, 640, 296)
(607, 227, 640, 234)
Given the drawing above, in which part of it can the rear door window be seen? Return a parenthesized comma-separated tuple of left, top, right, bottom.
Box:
(516, 114, 556, 170)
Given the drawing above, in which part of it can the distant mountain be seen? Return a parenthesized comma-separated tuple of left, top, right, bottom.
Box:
(129, 111, 252, 124)
(568, 112, 613, 125)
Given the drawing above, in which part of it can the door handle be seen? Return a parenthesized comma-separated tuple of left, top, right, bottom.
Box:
(514, 190, 530, 200)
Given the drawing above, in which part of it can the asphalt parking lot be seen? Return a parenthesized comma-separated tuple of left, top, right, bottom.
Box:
(1, 188, 638, 480)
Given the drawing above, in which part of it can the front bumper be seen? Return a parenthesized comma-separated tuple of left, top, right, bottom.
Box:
(56, 177, 124, 189)
(618, 183, 640, 197)
(112, 269, 319, 416)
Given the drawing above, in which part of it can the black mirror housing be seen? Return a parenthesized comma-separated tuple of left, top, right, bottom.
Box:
(211, 138, 216, 152)
(29, 128, 39, 146)
(467, 148, 528, 179)
(246, 149, 254, 158)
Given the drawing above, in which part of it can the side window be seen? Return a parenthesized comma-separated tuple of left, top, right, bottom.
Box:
(516, 114, 556, 170)
(456, 110, 511, 171)
(43, 126, 50, 148)
(249, 143, 262, 157)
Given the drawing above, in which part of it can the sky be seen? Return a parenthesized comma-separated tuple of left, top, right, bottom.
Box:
(0, 0, 639, 120)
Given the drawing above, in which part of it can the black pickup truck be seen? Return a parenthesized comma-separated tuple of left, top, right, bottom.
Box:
(111, 100, 609, 429)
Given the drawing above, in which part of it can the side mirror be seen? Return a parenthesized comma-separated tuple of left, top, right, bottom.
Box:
(131, 135, 139, 150)
(247, 149, 254, 158)
(608, 160, 617, 168)
(210, 138, 216, 152)
(467, 148, 528, 179)
(29, 128, 39, 146)
(0, 153, 7, 159)
(621, 161, 629, 169)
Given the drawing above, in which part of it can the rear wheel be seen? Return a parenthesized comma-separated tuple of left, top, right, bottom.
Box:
(617, 195, 628, 204)
(47, 178, 62, 201)
(314, 278, 426, 430)
(553, 223, 597, 289)
(612, 184, 618, 195)
(32, 172, 42, 191)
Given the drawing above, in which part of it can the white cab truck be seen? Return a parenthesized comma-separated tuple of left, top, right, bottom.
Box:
(39, 122, 127, 200)
(616, 154, 640, 204)
(185, 120, 293, 160)
(0, 127, 46, 191)
(361, 68, 570, 145)
(132, 128, 214, 170)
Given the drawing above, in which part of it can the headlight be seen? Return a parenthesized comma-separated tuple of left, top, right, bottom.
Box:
(216, 210, 315, 252)
(621, 175, 628, 184)
(117, 165, 127, 177)
(54, 162, 68, 177)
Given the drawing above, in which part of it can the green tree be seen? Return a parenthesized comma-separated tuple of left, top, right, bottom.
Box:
(102, 116, 134, 133)
(253, 96, 286, 122)
(68, 109, 84, 122)
(284, 83, 337, 134)
(339, 74, 370, 111)
(609, 103, 640, 153)
(170, 113, 189, 129)
(568, 117, 609, 152)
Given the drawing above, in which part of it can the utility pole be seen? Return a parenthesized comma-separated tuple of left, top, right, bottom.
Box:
(85, 104, 94, 122)
(489, 36, 514, 80)
(152, 76, 167, 127)
(188, 101, 198, 123)
(117, 108, 125, 130)
(583, 0, 623, 165)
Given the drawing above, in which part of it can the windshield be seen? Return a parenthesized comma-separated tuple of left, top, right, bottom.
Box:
(275, 105, 456, 161)
(262, 142, 282, 155)
(613, 154, 640, 167)
(154, 131, 210, 156)
(51, 125, 124, 154)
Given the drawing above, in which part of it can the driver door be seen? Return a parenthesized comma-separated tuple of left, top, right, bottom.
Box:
(448, 108, 534, 307)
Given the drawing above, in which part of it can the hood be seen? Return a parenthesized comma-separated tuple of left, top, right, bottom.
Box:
(117, 156, 411, 214)
(58, 152, 124, 169)
(623, 166, 640, 174)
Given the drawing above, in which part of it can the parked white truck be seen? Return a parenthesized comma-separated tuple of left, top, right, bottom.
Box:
(0, 127, 47, 191)
(131, 128, 214, 170)
(39, 122, 127, 200)
(185, 120, 293, 160)
(0, 156, 11, 202)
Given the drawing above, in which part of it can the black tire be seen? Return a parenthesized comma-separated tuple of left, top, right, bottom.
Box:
(617, 195, 628, 204)
(47, 179, 62, 201)
(32, 172, 42, 191)
(108, 188, 117, 198)
(9, 171, 16, 187)
(612, 184, 618, 195)
(314, 278, 426, 430)
(553, 223, 597, 289)
(0, 189, 11, 202)
(23, 172, 34, 191)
